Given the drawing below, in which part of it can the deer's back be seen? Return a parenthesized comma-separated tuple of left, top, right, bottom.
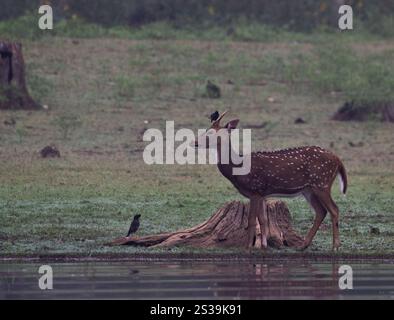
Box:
(234, 146, 341, 197)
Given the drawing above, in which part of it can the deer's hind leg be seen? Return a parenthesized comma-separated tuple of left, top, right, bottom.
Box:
(314, 190, 341, 251)
(300, 190, 328, 250)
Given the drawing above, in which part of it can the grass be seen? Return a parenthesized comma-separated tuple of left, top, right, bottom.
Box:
(1, 12, 393, 43)
(52, 114, 82, 140)
(0, 34, 393, 258)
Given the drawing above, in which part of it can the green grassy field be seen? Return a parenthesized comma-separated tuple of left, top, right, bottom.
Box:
(0, 34, 393, 257)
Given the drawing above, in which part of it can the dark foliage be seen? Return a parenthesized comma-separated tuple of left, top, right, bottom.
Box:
(1, 0, 393, 32)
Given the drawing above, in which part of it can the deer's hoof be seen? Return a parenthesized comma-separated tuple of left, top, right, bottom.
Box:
(297, 242, 309, 251)
(332, 245, 340, 252)
(261, 246, 270, 252)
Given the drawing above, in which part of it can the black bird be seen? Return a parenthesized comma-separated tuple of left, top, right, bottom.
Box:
(210, 110, 219, 123)
(206, 80, 221, 99)
(126, 214, 141, 237)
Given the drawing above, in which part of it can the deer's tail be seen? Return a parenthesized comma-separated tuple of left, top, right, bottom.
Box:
(337, 161, 348, 195)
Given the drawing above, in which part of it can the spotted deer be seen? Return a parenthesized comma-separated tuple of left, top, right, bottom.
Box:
(194, 111, 347, 251)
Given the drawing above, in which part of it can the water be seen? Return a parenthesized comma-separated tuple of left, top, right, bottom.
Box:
(1, 261, 393, 299)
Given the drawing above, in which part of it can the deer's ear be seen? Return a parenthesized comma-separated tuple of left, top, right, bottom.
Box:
(224, 119, 239, 130)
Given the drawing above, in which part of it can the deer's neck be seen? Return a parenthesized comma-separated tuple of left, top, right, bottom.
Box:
(216, 139, 240, 179)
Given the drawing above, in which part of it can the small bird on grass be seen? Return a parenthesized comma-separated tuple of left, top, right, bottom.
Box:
(126, 214, 141, 237)
(206, 80, 221, 99)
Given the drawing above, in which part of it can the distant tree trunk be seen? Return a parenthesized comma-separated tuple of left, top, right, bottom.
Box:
(0, 41, 40, 110)
(382, 104, 394, 122)
(329, 0, 346, 25)
(108, 200, 304, 249)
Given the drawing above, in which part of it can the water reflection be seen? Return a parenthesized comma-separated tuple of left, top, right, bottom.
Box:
(1, 261, 393, 299)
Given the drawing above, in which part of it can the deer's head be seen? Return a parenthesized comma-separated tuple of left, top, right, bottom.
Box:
(193, 111, 239, 149)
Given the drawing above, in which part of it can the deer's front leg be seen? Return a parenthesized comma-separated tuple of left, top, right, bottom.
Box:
(247, 197, 259, 249)
(256, 198, 268, 249)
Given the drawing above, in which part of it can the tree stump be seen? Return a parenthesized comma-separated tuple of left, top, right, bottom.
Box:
(108, 200, 304, 249)
(0, 41, 40, 110)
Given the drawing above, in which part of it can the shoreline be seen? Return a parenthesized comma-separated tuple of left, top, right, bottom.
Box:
(1, 252, 394, 263)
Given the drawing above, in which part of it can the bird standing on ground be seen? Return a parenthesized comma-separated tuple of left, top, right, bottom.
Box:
(126, 214, 141, 237)
(206, 80, 221, 98)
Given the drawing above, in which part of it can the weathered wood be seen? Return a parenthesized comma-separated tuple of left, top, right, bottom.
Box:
(0, 41, 40, 110)
(108, 200, 304, 249)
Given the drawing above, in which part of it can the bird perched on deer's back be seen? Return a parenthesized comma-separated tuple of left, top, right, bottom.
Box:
(126, 214, 141, 237)
(210, 110, 219, 123)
